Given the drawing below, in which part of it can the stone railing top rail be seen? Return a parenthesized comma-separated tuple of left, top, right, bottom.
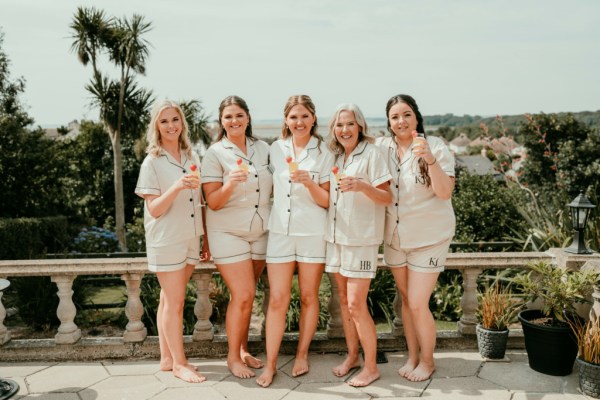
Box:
(0, 251, 552, 277)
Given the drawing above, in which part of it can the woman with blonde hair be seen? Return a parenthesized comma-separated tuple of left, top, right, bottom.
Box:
(325, 103, 392, 387)
(135, 99, 210, 383)
(256, 95, 333, 388)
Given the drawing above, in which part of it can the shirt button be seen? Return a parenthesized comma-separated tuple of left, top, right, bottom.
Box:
(396, 219, 399, 223)
(287, 194, 290, 197)
(287, 209, 290, 212)
(288, 180, 292, 183)
(397, 169, 400, 172)
(182, 169, 187, 173)
(249, 161, 253, 165)
(396, 185, 399, 188)
(255, 174, 258, 177)
(191, 214, 194, 218)
(333, 217, 336, 221)
(256, 189, 259, 192)
(255, 205, 258, 208)
(333, 202, 336, 206)
(189, 198, 193, 202)
(395, 203, 398, 206)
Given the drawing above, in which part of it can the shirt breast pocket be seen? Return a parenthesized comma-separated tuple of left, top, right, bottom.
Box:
(308, 171, 320, 185)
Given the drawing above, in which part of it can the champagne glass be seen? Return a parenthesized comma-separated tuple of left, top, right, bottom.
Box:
(190, 164, 204, 208)
(332, 166, 345, 191)
(237, 158, 249, 201)
(286, 155, 299, 199)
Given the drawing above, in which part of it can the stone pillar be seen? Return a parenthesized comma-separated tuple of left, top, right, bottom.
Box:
(192, 271, 213, 341)
(51, 275, 82, 344)
(457, 268, 481, 335)
(326, 273, 344, 338)
(391, 288, 404, 337)
(581, 260, 600, 323)
(0, 278, 10, 345)
(121, 273, 147, 342)
(261, 272, 269, 339)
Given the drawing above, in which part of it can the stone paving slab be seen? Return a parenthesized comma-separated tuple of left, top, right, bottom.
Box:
(3, 350, 592, 399)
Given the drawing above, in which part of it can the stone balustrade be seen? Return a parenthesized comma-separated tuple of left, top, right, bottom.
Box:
(0, 249, 598, 359)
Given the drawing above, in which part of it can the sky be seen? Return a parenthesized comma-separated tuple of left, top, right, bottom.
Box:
(1, 0, 599, 126)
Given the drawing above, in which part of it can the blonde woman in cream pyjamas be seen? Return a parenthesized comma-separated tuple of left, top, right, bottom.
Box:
(135, 100, 209, 384)
(376, 94, 456, 382)
(256, 95, 334, 388)
(202, 95, 273, 379)
(325, 103, 392, 387)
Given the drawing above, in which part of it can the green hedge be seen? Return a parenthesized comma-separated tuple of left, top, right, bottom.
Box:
(0, 216, 72, 260)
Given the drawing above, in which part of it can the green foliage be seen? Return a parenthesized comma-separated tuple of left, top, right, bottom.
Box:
(367, 269, 396, 325)
(0, 217, 72, 259)
(430, 270, 463, 321)
(452, 172, 526, 242)
(515, 261, 599, 326)
(477, 274, 521, 330)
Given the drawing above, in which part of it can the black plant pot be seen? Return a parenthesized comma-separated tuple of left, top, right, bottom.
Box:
(518, 309, 578, 376)
(577, 357, 600, 398)
(476, 323, 509, 359)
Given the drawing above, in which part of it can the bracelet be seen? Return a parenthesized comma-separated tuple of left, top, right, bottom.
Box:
(427, 158, 437, 166)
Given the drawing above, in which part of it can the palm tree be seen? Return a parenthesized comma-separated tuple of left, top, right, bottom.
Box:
(70, 8, 152, 251)
(180, 100, 212, 146)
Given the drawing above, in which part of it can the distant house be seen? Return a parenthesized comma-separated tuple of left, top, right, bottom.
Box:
(455, 155, 503, 180)
(44, 120, 81, 140)
(449, 133, 470, 154)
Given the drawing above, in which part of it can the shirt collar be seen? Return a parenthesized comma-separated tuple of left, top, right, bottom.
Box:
(221, 136, 255, 162)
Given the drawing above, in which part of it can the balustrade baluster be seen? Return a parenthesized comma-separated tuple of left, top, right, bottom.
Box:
(51, 275, 82, 344)
(457, 268, 481, 335)
(192, 271, 213, 341)
(326, 273, 344, 338)
(121, 273, 147, 342)
(0, 277, 10, 345)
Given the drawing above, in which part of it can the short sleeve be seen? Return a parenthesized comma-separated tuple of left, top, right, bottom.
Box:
(368, 145, 392, 187)
(318, 147, 335, 184)
(431, 137, 455, 177)
(135, 156, 161, 198)
(201, 145, 225, 183)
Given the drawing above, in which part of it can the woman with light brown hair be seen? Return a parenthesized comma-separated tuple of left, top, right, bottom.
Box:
(256, 95, 334, 388)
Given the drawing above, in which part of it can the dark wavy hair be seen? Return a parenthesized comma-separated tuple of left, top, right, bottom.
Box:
(216, 95, 256, 142)
(386, 94, 431, 187)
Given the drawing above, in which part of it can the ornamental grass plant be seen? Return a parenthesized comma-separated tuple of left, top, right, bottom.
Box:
(478, 281, 520, 331)
(569, 317, 600, 365)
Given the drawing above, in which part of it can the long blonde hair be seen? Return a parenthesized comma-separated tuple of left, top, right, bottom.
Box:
(146, 100, 193, 158)
(327, 103, 374, 156)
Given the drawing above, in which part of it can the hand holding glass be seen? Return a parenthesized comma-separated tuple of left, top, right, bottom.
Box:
(237, 158, 249, 201)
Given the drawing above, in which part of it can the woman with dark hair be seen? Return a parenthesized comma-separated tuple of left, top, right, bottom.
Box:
(256, 94, 333, 388)
(325, 103, 392, 387)
(202, 95, 273, 378)
(376, 94, 455, 382)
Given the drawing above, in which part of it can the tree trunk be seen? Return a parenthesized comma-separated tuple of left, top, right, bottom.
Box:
(110, 130, 127, 252)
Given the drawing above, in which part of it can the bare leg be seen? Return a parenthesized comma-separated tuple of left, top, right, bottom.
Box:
(159, 265, 198, 371)
(390, 267, 420, 377)
(218, 260, 258, 378)
(405, 270, 439, 382)
(241, 259, 265, 369)
(256, 262, 295, 388)
(345, 277, 380, 387)
(156, 265, 205, 383)
(331, 273, 361, 377)
(292, 262, 325, 377)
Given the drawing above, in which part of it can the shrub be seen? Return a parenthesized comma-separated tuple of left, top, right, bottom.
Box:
(0, 216, 72, 259)
(70, 226, 120, 254)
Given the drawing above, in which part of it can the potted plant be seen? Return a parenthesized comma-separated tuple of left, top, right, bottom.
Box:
(516, 261, 599, 376)
(569, 317, 600, 398)
(476, 280, 520, 360)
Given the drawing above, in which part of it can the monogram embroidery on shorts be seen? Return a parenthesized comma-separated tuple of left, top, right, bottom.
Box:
(429, 257, 439, 267)
(359, 260, 372, 270)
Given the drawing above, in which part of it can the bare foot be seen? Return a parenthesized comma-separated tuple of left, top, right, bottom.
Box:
(160, 358, 198, 372)
(292, 357, 309, 377)
(173, 364, 206, 383)
(332, 356, 361, 377)
(242, 352, 264, 369)
(256, 367, 277, 388)
(347, 367, 380, 387)
(228, 359, 256, 379)
(406, 362, 435, 382)
(397, 359, 418, 378)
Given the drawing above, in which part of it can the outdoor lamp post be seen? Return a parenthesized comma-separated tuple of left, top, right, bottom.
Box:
(564, 192, 596, 254)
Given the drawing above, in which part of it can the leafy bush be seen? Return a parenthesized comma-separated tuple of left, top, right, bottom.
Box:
(367, 269, 396, 325)
(452, 172, 526, 243)
(286, 276, 330, 332)
(430, 270, 463, 321)
(0, 217, 72, 259)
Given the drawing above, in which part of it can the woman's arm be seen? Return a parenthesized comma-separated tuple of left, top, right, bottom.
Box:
(145, 173, 199, 218)
(292, 169, 330, 208)
(340, 178, 392, 205)
(203, 169, 247, 210)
